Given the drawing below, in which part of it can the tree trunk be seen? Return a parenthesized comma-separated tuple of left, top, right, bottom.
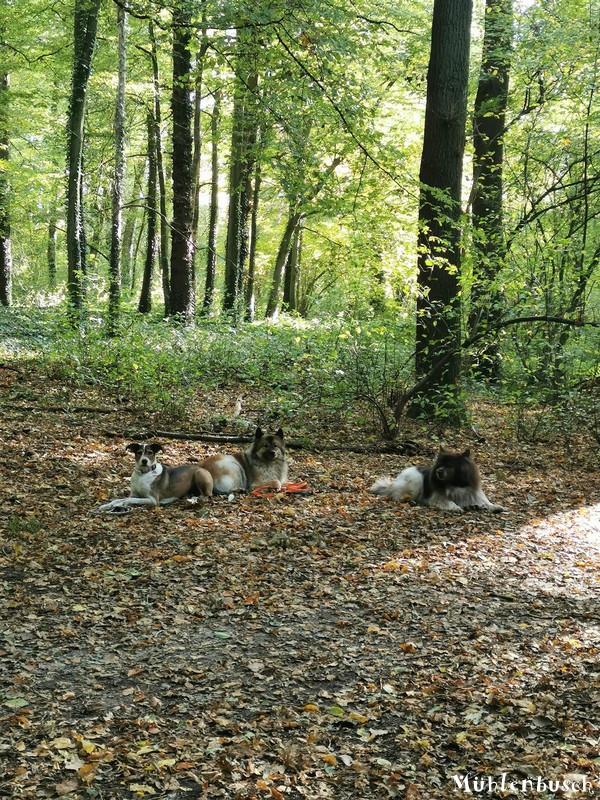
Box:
(283, 225, 301, 313)
(139, 112, 157, 314)
(66, 0, 102, 319)
(0, 73, 12, 307)
(223, 32, 259, 316)
(121, 163, 144, 293)
(107, 5, 127, 335)
(244, 148, 262, 322)
(47, 212, 58, 289)
(470, 0, 512, 380)
(265, 209, 303, 319)
(411, 0, 473, 423)
(202, 88, 221, 314)
(146, 23, 170, 314)
(191, 34, 209, 270)
(169, 3, 195, 320)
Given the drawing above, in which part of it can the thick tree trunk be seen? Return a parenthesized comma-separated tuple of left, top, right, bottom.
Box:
(0, 73, 12, 307)
(203, 88, 221, 314)
(139, 112, 157, 314)
(411, 0, 473, 423)
(470, 0, 512, 380)
(66, 0, 102, 318)
(169, 3, 195, 320)
(107, 5, 127, 335)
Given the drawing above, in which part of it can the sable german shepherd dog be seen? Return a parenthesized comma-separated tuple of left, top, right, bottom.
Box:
(370, 447, 505, 513)
(198, 427, 288, 496)
(97, 428, 288, 512)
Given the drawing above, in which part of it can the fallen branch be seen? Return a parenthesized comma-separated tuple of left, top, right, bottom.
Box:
(2, 403, 135, 415)
(101, 429, 420, 455)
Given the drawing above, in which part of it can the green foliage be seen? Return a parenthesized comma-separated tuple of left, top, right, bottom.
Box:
(1, 305, 599, 446)
(1, 0, 598, 427)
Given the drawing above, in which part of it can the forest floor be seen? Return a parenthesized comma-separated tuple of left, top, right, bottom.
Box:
(0, 362, 599, 800)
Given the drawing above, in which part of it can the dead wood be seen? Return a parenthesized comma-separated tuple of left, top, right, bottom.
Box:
(101, 428, 420, 455)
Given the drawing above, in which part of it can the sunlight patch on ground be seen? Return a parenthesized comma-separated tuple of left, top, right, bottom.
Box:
(516, 502, 600, 599)
(547, 503, 600, 550)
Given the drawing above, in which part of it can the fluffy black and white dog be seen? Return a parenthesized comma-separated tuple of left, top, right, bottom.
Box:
(370, 447, 505, 513)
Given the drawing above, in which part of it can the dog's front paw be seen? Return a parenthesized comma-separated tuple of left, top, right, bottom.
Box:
(96, 500, 132, 514)
(254, 480, 283, 491)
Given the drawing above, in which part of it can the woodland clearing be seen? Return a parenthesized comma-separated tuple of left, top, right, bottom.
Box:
(0, 363, 599, 800)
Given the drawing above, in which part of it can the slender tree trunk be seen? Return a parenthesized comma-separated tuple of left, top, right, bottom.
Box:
(121, 163, 144, 293)
(47, 212, 58, 289)
(203, 88, 221, 314)
(411, 0, 473, 423)
(470, 0, 512, 380)
(148, 23, 170, 315)
(139, 112, 157, 314)
(283, 225, 301, 312)
(244, 149, 262, 321)
(169, 3, 195, 320)
(191, 34, 209, 267)
(0, 73, 12, 307)
(66, 0, 102, 319)
(223, 31, 259, 316)
(265, 209, 303, 319)
(107, 5, 127, 335)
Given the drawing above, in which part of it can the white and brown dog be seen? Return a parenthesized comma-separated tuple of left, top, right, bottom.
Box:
(97, 428, 288, 513)
(96, 442, 211, 513)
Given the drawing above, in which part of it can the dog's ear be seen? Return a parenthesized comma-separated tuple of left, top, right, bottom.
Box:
(462, 448, 471, 458)
(439, 445, 447, 453)
(149, 443, 163, 454)
(254, 427, 264, 440)
(126, 442, 140, 453)
(275, 428, 284, 440)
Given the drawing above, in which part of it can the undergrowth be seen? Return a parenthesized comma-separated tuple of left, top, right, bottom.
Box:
(0, 305, 598, 447)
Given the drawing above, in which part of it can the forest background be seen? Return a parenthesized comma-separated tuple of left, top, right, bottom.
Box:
(0, 0, 598, 433)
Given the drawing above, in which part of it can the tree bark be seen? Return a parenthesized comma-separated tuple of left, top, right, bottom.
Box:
(66, 0, 102, 319)
(191, 34, 210, 271)
(0, 73, 12, 307)
(107, 4, 127, 335)
(139, 112, 157, 314)
(47, 212, 58, 289)
(169, 2, 195, 320)
(470, 0, 512, 380)
(266, 209, 303, 319)
(283, 225, 301, 312)
(148, 23, 170, 315)
(121, 163, 144, 292)
(411, 0, 473, 423)
(244, 145, 263, 322)
(203, 88, 221, 314)
(223, 31, 259, 316)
